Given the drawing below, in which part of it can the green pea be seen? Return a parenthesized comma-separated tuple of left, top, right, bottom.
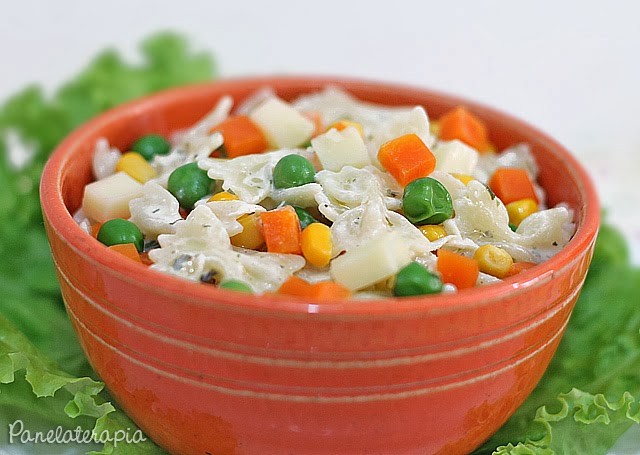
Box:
(273, 154, 315, 189)
(167, 162, 213, 209)
(219, 279, 253, 293)
(97, 219, 144, 252)
(131, 134, 171, 161)
(402, 177, 453, 225)
(393, 262, 443, 297)
(291, 205, 317, 229)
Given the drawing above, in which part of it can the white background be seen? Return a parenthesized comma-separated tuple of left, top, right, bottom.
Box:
(1, 0, 639, 452)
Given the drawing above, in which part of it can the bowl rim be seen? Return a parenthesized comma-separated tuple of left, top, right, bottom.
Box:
(40, 75, 600, 318)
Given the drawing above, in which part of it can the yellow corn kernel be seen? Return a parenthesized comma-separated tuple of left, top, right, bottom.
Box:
(301, 222, 333, 267)
(208, 191, 239, 202)
(327, 119, 364, 138)
(474, 245, 514, 279)
(115, 152, 156, 183)
(451, 173, 475, 186)
(418, 225, 447, 242)
(506, 198, 538, 227)
(231, 213, 264, 250)
(429, 120, 441, 137)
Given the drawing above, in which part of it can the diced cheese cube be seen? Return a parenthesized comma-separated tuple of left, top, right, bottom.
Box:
(311, 127, 371, 172)
(249, 97, 314, 148)
(433, 140, 479, 175)
(330, 232, 411, 291)
(82, 172, 143, 223)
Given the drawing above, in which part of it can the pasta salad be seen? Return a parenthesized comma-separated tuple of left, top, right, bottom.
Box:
(76, 87, 575, 299)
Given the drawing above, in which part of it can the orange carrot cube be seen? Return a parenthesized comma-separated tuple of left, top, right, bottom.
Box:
(488, 168, 538, 205)
(377, 133, 436, 186)
(260, 206, 302, 255)
(438, 106, 490, 152)
(212, 116, 268, 158)
(277, 276, 314, 297)
(277, 277, 351, 301)
(309, 281, 351, 300)
(436, 249, 479, 290)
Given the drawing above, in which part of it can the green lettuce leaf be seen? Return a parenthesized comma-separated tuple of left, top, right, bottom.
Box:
(492, 389, 640, 454)
(0, 315, 164, 454)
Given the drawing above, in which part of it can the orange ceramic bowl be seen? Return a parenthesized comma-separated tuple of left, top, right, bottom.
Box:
(40, 77, 599, 455)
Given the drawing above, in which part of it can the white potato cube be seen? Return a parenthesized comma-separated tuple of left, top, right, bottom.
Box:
(82, 172, 143, 223)
(330, 232, 411, 291)
(433, 140, 479, 175)
(249, 97, 314, 148)
(311, 127, 371, 172)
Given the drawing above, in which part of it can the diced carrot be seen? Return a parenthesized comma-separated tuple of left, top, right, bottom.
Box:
(488, 168, 538, 205)
(436, 249, 479, 290)
(212, 116, 268, 158)
(277, 276, 314, 297)
(303, 111, 324, 137)
(308, 281, 351, 300)
(377, 133, 436, 186)
(277, 277, 351, 301)
(505, 261, 537, 277)
(438, 106, 491, 152)
(260, 206, 302, 255)
(91, 222, 103, 238)
(108, 243, 142, 263)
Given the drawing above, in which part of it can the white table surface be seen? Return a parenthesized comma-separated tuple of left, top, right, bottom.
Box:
(1, 0, 638, 453)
